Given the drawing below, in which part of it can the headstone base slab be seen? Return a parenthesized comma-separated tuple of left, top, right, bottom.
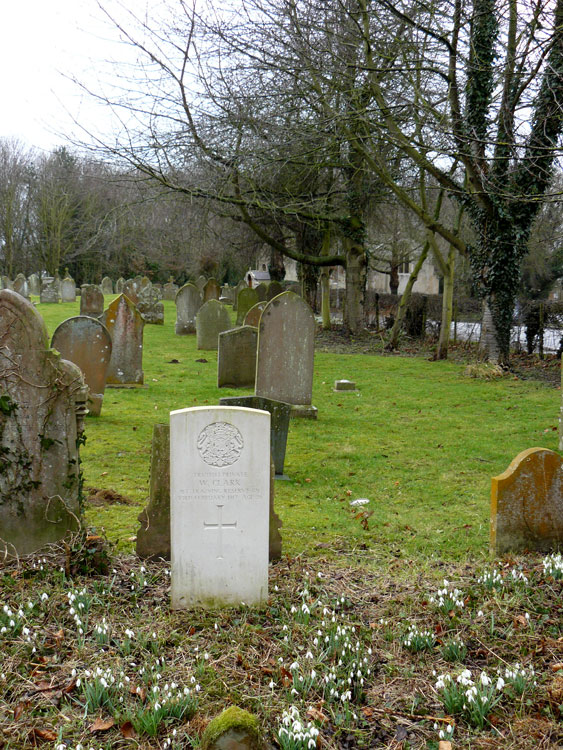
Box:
(290, 404, 318, 419)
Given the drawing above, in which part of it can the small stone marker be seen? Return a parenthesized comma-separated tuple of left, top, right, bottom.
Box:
(51, 316, 112, 416)
(255, 291, 317, 418)
(80, 284, 104, 316)
(236, 287, 259, 326)
(200, 706, 264, 750)
(334, 379, 357, 392)
(203, 277, 221, 302)
(219, 395, 291, 479)
(101, 276, 113, 295)
(217, 326, 258, 388)
(101, 294, 145, 387)
(40, 277, 60, 303)
(491, 447, 563, 555)
(170, 406, 270, 608)
(136, 424, 171, 560)
(175, 283, 202, 334)
(243, 301, 266, 328)
(196, 299, 231, 350)
(0, 290, 88, 556)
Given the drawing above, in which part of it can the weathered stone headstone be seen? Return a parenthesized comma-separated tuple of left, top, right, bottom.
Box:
(51, 316, 112, 417)
(217, 326, 258, 388)
(28, 274, 40, 296)
(60, 273, 76, 302)
(203, 278, 221, 302)
(134, 275, 143, 288)
(101, 294, 144, 387)
(1, 277, 13, 290)
(136, 424, 171, 560)
(140, 275, 151, 290)
(137, 421, 281, 562)
(233, 279, 247, 311)
(170, 405, 270, 608)
(196, 275, 207, 292)
(219, 396, 291, 479)
(40, 277, 60, 303)
(196, 299, 232, 350)
(138, 286, 164, 325)
(255, 291, 317, 418)
(100, 276, 113, 295)
(491, 447, 563, 555)
(236, 287, 259, 326)
(12, 274, 29, 299)
(123, 279, 139, 305)
(175, 283, 202, 334)
(266, 280, 284, 301)
(221, 285, 235, 303)
(255, 282, 268, 302)
(163, 277, 179, 300)
(243, 301, 267, 328)
(80, 284, 104, 316)
(115, 277, 125, 294)
(0, 290, 88, 556)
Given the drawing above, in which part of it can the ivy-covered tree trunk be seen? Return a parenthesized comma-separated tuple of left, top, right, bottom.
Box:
(343, 242, 367, 334)
(320, 269, 331, 330)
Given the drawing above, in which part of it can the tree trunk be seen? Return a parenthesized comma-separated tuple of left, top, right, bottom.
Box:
(480, 300, 501, 363)
(320, 269, 331, 330)
(386, 242, 429, 350)
(299, 262, 319, 312)
(343, 243, 367, 333)
(268, 248, 286, 281)
(436, 246, 455, 359)
(389, 262, 399, 295)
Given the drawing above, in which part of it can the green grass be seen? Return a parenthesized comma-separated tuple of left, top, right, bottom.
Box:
(37, 297, 560, 563)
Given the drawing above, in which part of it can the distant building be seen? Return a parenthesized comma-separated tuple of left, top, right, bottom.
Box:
(245, 267, 271, 287)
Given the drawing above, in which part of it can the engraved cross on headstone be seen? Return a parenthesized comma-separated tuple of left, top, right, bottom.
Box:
(203, 504, 237, 559)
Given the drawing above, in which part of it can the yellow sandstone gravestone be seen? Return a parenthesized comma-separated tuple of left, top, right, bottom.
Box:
(490, 447, 563, 555)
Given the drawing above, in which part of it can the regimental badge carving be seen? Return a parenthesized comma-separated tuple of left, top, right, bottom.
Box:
(197, 422, 244, 467)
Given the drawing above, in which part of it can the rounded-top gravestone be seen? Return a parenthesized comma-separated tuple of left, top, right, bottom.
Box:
(80, 284, 104, 317)
(203, 278, 221, 302)
(196, 299, 232, 350)
(175, 283, 202, 334)
(101, 294, 145, 386)
(236, 287, 259, 326)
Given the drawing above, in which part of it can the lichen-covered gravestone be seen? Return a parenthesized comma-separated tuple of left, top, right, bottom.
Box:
(266, 280, 284, 301)
(13, 274, 29, 299)
(0, 290, 88, 556)
(236, 287, 259, 326)
(217, 326, 258, 388)
(51, 316, 112, 417)
(203, 278, 221, 302)
(233, 279, 247, 311)
(60, 272, 76, 302)
(196, 275, 207, 293)
(138, 286, 164, 325)
(255, 282, 268, 302)
(101, 294, 144, 387)
(243, 301, 266, 328)
(101, 276, 113, 295)
(115, 277, 125, 294)
(80, 284, 104, 317)
(163, 277, 179, 301)
(175, 283, 202, 335)
(170, 406, 271, 608)
(255, 291, 317, 418)
(122, 279, 139, 305)
(196, 299, 231, 350)
(491, 447, 563, 555)
(136, 424, 171, 560)
(40, 277, 60, 303)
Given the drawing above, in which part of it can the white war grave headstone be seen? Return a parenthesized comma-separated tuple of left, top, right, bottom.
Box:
(170, 406, 270, 608)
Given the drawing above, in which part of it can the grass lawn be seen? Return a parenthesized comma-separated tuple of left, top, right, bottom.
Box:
(36, 297, 560, 564)
(1, 297, 562, 750)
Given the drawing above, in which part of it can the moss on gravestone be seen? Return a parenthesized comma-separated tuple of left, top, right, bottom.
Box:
(200, 706, 264, 750)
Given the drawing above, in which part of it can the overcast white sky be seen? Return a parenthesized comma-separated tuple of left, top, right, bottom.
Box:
(0, 0, 150, 152)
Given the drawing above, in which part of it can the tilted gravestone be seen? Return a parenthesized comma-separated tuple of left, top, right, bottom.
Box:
(491, 447, 563, 555)
(123, 279, 139, 305)
(163, 277, 179, 301)
(233, 279, 247, 311)
(136, 424, 171, 560)
(115, 277, 125, 294)
(138, 285, 164, 325)
(196, 299, 231, 350)
(13, 274, 29, 299)
(100, 277, 113, 295)
(266, 280, 284, 301)
(51, 316, 112, 417)
(0, 290, 88, 556)
(217, 326, 258, 388)
(203, 278, 221, 302)
(255, 291, 317, 418)
(28, 274, 40, 296)
(170, 406, 270, 608)
(219, 395, 291, 479)
(236, 287, 259, 326)
(244, 301, 267, 328)
(60, 273, 76, 302)
(40, 277, 60, 303)
(101, 294, 144, 387)
(175, 283, 202, 334)
(80, 284, 104, 317)
(137, 420, 281, 562)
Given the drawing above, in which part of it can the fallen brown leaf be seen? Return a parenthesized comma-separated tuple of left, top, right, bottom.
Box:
(13, 702, 27, 721)
(29, 727, 57, 742)
(438, 742, 452, 750)
(120, 720, 136, 738)
(306, 706, 329, 724)
(551, 663, 563, 671)
(89, 717, 115, 733)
